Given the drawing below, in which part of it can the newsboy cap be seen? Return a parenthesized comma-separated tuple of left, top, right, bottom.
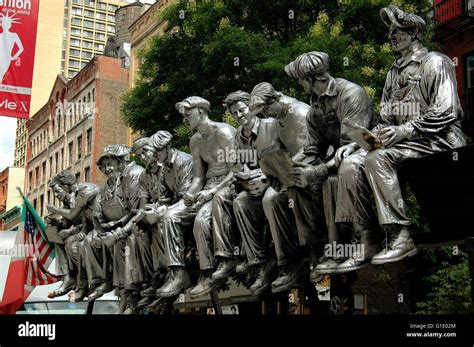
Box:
(96, 144, 131, 166)
(131, 137, 150, 153)
(284, 51, 329, 79)
(149, 130, 173, 150)
(380, 5, 426, 32)
(175, 96, 211, 114)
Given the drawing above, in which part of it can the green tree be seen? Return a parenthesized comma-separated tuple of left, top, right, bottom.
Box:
(122, 0, 432, 143)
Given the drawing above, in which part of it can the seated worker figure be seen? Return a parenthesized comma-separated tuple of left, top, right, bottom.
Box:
(210, 90, 275, 295)
(157, 96, 236, 300)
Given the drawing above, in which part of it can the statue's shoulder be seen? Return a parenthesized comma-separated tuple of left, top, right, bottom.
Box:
(175, 149, 193, 163)
(422, 51, 453, 69)
(77, 182, 99, 196)
(124, 161, 145, 179)
(288, 96, 310, 119)
(214, 122, 236, 140)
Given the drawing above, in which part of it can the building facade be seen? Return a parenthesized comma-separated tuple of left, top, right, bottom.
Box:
(25, 56, 129, 218)
(0, 167, 25, 231)
(434, 0, 474, 135)
(62, 0, 128, 79)
(14, 0, 129, 175)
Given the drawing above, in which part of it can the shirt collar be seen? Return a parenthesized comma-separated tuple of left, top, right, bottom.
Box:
(310, 76, 337, 106)
(165, 148, 177, 168)
(394, 47, 428, 68)
(239, 117, 261, 140)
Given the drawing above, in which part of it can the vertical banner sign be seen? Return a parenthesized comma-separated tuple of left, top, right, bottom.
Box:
(0, 0, 40, 119)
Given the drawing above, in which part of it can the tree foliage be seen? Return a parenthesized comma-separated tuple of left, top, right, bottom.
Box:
(121, 0, 433, 142)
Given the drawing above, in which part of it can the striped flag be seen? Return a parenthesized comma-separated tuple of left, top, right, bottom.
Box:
(22, 195, 60, 286)
(0, 193, 60, 314)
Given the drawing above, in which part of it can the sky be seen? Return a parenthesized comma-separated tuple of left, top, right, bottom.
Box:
(0, 117, 17, 172)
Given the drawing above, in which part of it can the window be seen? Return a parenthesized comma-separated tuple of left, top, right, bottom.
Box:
(86, 128, 92, 154)
(70, 49, 80, 57)
(107, 25, 114, 33)
(84, 9, 94, 17)
(68, 142, 74, 165)
(55, 152, 59, 173)
(35, 167, 39, 187)
(28, 171, 33, 191)
(83, 30, 93, 38)
(72, 7, 82, 15)
(69, 59, 80, 67)
(49, 156, 53, 176)
(107, 4, 117, 12)
(95, 33, 105, 41)
(96, 12, 106, 20)
(95, 23, 105, 30)
(83, 20, 93, 28)
(70, 39, 80, 47)
(33, 199, 37, 211)
(84, 166, 91, 182)
(40, 194, 44, 217)
(466, 53, 474, 90)
(71, 18, 81, 26)
(75, 172, 81, 182)
(71, 28, 81, 36)
(42, 162, 46, 183)
(82, 51, 92, 59)
(94, 43, 104, 51)
(61, 148, 65, 170)
(82, 41, 93, 49)
(77, 135, 83, 160)
(107, 15, 114, 22)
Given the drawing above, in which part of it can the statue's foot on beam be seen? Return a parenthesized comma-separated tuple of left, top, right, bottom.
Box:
(47, 273, 76, 298)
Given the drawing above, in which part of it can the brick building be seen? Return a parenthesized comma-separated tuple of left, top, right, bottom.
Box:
(25, 55, 129, 218)
(0, 167, 25, 231)
(434, 0, 474, 135)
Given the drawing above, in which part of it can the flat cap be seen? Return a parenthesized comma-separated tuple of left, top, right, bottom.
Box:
(96, 144, 131, 166)
(380, 5, 426, 32)
(131, 137, 149, 152)
(284, 51, 329, 79)
(175, 96, 211, 114)
(149, 130, 172, 150)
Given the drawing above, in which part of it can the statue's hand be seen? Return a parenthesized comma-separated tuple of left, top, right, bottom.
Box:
(380, 125, 407, 147)
(91, 232, 103, 248)
(195, 190, 214, 203)
(334, 143, 357, 167)
(248, 177, 269, 197)
(291, 166, 309, 188)
(46, 204, 57, 213)
(183, 192, 196, 207)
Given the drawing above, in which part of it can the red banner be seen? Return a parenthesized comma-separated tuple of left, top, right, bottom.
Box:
(0, 0, 40, 119)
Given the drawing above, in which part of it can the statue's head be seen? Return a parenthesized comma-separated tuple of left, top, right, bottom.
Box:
(380, 6, 425, 53)
(131, 137, 150, 164)
(175, 96, 211, 131)
(96, 144, 131, 178)
(285, 51, 330, 96)
(224, 91, 254, 128)
(249, 82, 284, 119)
(149, 130, 173, 164)
(49, 170, 76, 202)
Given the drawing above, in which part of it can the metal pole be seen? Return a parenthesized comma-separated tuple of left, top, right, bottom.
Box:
(210, 290, 223, 315)
(86, 300, 95, 315)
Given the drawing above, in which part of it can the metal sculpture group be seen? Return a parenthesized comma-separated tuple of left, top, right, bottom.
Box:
(45, 6, 467, 314)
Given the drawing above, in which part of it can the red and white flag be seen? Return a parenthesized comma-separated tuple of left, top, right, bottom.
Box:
(0, 193, 59, 314)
